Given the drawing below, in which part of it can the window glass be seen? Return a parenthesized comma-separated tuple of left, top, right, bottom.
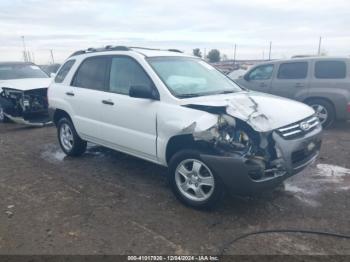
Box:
(0, 63, 48, 80)
(55, 60, 75, 83)
(72, 57, 109, 91)
(315, 61, 346, 79)
(109, 56, 152, 95)
(147, 57, 241, 98)
(248, 65, 274, 80)
(277, 62, 308, 79)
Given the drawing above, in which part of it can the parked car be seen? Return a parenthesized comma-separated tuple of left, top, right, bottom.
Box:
(228, 68, 248, 80)
(40, 63, 61, 76)
(48, 46, 322, 209)
(236, 57, 350, 127)
(0, 62, 52, 126)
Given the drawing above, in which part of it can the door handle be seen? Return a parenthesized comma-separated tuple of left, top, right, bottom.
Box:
(295, 83, 304, 88)
(65, 92, 75, 96)
(259, 83, 267, 87)
(102, 99, 114, 106)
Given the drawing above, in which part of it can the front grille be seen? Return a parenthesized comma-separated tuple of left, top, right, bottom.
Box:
(277, 116, 319, 139)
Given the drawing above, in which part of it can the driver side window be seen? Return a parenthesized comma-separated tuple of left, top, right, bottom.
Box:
(109, 56, 153, 95)
(248, 64, 274, 80)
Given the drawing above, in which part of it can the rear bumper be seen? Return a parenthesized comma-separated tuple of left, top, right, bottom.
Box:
(200, 125, 322, 195)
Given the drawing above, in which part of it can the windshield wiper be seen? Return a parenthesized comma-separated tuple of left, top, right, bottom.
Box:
(214, 90, 236, 95)
(177, 93, 205, 98)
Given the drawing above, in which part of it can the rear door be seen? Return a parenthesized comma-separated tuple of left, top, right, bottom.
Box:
(270, 61, 310, 100)
(98, 55, 159, 161)
(237, 64, 274, 93)
(69, 56, 110, 140)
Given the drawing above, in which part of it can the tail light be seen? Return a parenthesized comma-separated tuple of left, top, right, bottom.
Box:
(347, 103, 350, 113)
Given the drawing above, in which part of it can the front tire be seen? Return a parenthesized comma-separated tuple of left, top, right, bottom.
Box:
(169, 150, 224, 209)
(0, 105, 9, 123)
(57, 117, 87, 156)
(306, 99, 335, 128)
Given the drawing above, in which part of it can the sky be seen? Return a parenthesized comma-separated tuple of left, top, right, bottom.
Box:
(0, 0, 349, 64)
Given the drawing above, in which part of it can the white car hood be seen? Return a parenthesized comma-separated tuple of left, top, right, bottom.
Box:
(0, 78, 51, 91)
(183, 91, 315, 132)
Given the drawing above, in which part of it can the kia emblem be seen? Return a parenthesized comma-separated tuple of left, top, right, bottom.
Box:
(300, 121, 311, 131)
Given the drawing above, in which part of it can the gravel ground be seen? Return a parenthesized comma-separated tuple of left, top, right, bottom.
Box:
(0, 121, 349, 255)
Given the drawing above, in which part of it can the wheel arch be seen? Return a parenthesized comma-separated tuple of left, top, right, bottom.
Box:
(53, 109, 72, 126)
(165, 134, 197, 164)
(303, 96, 336, 117)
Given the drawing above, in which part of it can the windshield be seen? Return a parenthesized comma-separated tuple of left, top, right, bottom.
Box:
(147, 57, 242, 98)
(0, 64, 48, 80)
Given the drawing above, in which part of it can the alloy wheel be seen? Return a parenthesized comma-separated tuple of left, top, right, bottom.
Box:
(175, 159, 215, 202)
(311, 104, 328, 124)
(60, 123, 74, 151)
(0, 107, 4, 122)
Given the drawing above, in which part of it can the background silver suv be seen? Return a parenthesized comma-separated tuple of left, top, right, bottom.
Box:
(236, 57, 350, 127)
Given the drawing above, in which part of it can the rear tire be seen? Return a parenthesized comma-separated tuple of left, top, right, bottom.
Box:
(306, 99, 335, 128)
(169, 150, 224, 210)
(57, 117, 86, 156)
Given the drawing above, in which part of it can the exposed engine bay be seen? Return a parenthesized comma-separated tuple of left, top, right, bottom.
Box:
(192, 113, 284, 182)
(0, 87, 51, 126)
(180, 102, 321, 185)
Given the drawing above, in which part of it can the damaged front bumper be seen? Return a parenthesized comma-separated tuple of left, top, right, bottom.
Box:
(200, 125, 322, 195)
(4, 113, 52, 127)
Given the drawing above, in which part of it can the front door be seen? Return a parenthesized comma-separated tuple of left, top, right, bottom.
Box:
(99, 56, 159, 161)
(237, 64, 274, 93)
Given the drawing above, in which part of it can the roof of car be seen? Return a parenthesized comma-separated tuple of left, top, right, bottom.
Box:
(69, 46, 193, 59)
(0, 62, 35, 66)
(261, 56, 349, 64)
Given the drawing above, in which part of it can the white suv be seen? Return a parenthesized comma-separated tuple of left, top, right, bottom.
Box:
(48, 46, 322, 209)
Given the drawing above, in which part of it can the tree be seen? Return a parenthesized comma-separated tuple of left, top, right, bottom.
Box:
(207, 49, 221, 63)
(193, 48, 202, 58)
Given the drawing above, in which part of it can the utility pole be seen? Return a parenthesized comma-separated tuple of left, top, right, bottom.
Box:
(268, 41, 272, 60)
(233, 44, 237, 64)
(50, 49, 55, 64)
(21, 36, 28, 62)
(318, 36, 322, 56)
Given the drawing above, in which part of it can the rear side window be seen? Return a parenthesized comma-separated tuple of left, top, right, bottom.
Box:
(72, 57, 109, 91)
(315, 61, 346, 79)
(247, 64, 274, 80)
(55, 60, 75, 83)
(109, 56, 153, 95)
(278, 62, 308, 79)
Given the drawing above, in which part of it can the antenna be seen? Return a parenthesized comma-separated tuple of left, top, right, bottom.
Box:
(318, 36, 322, 55)
(50, 49, 55, 64)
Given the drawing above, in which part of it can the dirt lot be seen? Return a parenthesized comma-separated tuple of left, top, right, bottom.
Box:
(0, 121, 349, 255)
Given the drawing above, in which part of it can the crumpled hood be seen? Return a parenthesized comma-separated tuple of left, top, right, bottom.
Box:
(0, 78, 51, 91)
(183, 91, 315, 132)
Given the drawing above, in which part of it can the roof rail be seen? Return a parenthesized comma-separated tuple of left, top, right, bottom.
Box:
(130, 46, 183, 53)
(167, 49, 182, 53)
(69, 45, 182, 58)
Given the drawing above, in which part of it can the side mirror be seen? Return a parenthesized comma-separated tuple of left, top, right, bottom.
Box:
(129, 85, 159, 100)
(50, 73, 56, 78)
(243, 74, 250, 81)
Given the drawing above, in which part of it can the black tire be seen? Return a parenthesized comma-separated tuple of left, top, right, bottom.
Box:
(169, 150, 224, 210)
(57, 117, 87, 157)
(306, 98, 335, 128)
